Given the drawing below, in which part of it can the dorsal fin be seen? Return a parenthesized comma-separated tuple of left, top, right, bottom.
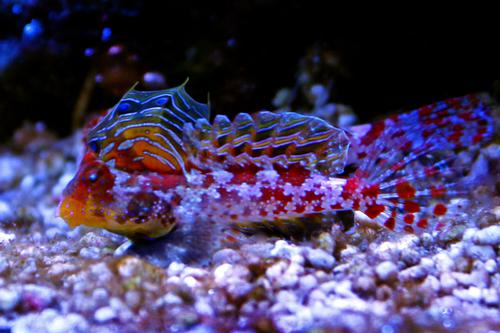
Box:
(88, 82, 210, 174)
(183, 111, 350, 175)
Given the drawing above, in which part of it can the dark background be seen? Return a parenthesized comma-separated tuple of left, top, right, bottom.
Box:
(0, 1, 498, 140)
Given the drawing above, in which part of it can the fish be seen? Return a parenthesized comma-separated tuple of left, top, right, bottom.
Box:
(58, 83, 494, 240)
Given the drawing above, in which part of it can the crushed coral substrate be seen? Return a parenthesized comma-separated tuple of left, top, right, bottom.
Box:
(0, 117, 499, 333)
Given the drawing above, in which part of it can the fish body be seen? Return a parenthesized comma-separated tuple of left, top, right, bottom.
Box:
(59, 84, 494, 239)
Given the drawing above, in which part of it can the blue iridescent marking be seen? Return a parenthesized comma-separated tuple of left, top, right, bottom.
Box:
(117, 102, 131, 114)
(155, 97, 168, 106)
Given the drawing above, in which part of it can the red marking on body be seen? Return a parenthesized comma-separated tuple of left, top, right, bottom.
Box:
(425, 166, 439, 177)
(351, 199, 360, 210)
(403, 225, 414, 233)
(473, 126, 488, 144)
(389, 114, 399, 122)
(416, 219, 428, 229)
(433, 203, 447, 216)
(364, 203, 385, 219)
(458, 112, 474, 121)
(391, 129, 405, 139)
(361, 184, 380, 198)
(430, 186, 446, 198)
(384, 218, 396, 230)
(295, 205, 305, 214)
(357, 151, 367, 159)
(401, 141, 413, 152)
(342, 177, 359, 200)
(330, 203, 342, 210)
(279, 165, 310, 186)
(361, 121, 385, 145)
(396, 181, 416, 200)
(422, 129, 434, 139)
(404, 214, 415, 225)
(230, 167, 258, 184)
(447, 131, 462, 144)
(404, 201, 420, 213)
(473, 134, 484, 144)
(390, 161, 404, 171)
(418, 106, 433, 118)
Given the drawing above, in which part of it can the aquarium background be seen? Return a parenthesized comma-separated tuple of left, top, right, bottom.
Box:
(0, 1, 498, 140)
(0, 2, 499, 333)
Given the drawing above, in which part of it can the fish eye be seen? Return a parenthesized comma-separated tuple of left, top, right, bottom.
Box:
(88, 172, 99, 182)
(116, 102, 132, 114)
(155, 97, 168, 106)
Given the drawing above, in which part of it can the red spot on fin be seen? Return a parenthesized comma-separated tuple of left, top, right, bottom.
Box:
(396, 181, 416, 200)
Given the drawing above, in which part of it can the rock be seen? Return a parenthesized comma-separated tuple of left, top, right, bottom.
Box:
(484, 259, 497, 274)
(47, 314, 88, 333)
(299, 275, 318, 292)
(482, 288, 499, 306)
(421, 275, 440, 293)
(21, 285, 55, 310)
(440, 273, 457, 293)
(0, 287, 20, 311)
(375, 261, 398, 281)
(211, 248, 242, 265)
(266, 260, 303, 288)
(303, 247, 335, 270)
(472, 225, 500, 246)
(94, 306, 117, 322)
(0, 200, 14, 220)
(399, 265, 427, 281)
(453, 287, 482, 303)
(270, 240, 304, 264)
(0, 231, 15, 244)
(0, 255, 8, 274)
(466, 245, 495, 261)
(12, 309, 88, 333)
(433, 252, 455, 272)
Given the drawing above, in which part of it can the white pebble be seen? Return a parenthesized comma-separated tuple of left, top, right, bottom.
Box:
(0, 201, 13, 220)
(167, 261, 185, 276)
(303, 248, 335, 270)
(482, 288, 499, 305)
(47, 314, 88, 333)
(94, 306, 116, 322)
(484, 259, 497, 274)
(270, 240, 304, 264)
(399, 265, 427, 281)
(422, 275, 440, 292)
(375, 261, 398, 281)
(0, 231, 15, 244)
(440, 273, 457, 293)
(453, 287, 482, 303)
(472, 225, 500, 245)
(162, 293, 183, 305)
(466, 245, 495, 261)
(433, 252, 455, 272)
(0, 288, 20, 311)
(213, 263, 232, 285)
(299, 275, 318, 292)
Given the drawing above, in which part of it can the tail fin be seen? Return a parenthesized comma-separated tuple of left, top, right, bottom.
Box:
(345, 94, 494, 233)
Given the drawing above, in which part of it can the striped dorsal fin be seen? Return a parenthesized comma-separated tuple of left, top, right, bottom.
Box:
(183, 111, 350, 175)
(88, 81, 209, 174)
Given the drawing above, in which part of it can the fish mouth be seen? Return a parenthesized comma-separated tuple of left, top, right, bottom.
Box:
(58, 197, 82, 228)
(58, 196, 111, 229)
(58, 196, 176, 239)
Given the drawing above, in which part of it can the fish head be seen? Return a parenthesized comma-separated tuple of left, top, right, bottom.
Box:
(59, 150, 182, 240)
(59, 150, 117, 230)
